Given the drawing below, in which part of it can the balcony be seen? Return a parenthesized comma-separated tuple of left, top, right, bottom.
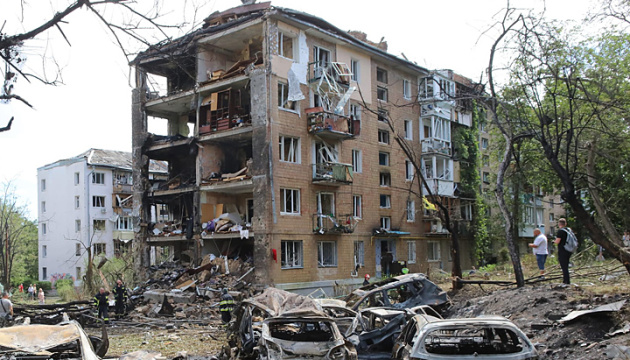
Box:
(420, 103, 452, 119)
(423, 178, 455, 197)
(312, 213, 357, 234)
(421, 139, 452, 156)
(306, 107, 358, 140)
(312, 162, 353, 185)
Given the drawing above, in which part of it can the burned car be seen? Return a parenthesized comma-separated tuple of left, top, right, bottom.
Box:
(315, 298, 361, 338)
(259, 312, 358, 360)
(392, 315, 538, 360)
(0, 321, 108, 360)
(355, 307, 413, 354)
(344, 274, 449, 311)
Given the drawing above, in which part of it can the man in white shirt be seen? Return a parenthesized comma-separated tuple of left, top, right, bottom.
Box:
(529, 228, 548, 277)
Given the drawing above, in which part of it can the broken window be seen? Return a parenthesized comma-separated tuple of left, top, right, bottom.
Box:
(377, 86, 388, 102)
(281, 240, 303, 269)
(423, 326, 524, 355)
(313, 46, 331, 78)
(461, 203, 473, 221)
(350, 103, 362, 122)
(114, 172, 133, 185)
(408, 241, 417, 263)
(379, 152, 390, 166)
(93, 243, 106, 255)
(280, 188, 300, 214)
(403, 79, 412, 99)
(404, 119, 413, 140)
(380, 194, 391, 208)
(354, 240, 365, 267)
(317, 241, 337, 267)
(428, 241, 440, 261)
(279, 136, 300, 163)
(483, 155, 490, 167)
(278, 82, 296, 111)
(114, 240, 131, 256)
(381, 217, 391, 230)
(352, 149, 362, 173)
(269, 320, 335, 342)
(483, 172, 490, 184)
(117, 216, 133, 231)
(351, 59, 360, 82)
(378, 129, 390, 144)
(92, 196, 105, 208)
(380, 173, 391, 187)
(407, 200, 416, 222)
(378, 108, 388, 122)
(75, 243, 81, 256)
(405, 160, 414, 181)
(482, 137, 489, 149)
(92, 172, 105, 184)
(279, 31, 294, 59)
(93, 219, 106, 231)
(376, 67, 388, 83)
(353, 195, 362, 219)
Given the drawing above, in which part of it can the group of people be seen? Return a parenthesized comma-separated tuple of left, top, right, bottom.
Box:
(93, 279, 128, 323)
(528, 218, 574, 285)
(17, 283, 45, 304)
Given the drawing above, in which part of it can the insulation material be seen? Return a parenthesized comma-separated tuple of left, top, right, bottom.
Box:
(289, 30, 308, 84)
(287, 68, 305, 102)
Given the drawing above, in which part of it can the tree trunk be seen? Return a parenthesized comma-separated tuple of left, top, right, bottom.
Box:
(449, 219, 463, 290)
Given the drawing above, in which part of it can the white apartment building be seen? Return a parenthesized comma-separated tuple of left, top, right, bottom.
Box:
(37, 149, 166, 284)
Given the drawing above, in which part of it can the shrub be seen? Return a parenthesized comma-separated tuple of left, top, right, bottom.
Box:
(55, 279, 78, 302)
(35, 281, 52, 291)
(498, 247, 510, 263)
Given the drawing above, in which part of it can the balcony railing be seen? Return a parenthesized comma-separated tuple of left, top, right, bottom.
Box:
(306, 107, 359, 140)
(421, 139, 451, 156)
(312, 162, 353, 185)
(312, 213, 357, 234)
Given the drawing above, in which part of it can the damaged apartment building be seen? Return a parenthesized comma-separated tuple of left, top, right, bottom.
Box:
(131, 2, 480, 293)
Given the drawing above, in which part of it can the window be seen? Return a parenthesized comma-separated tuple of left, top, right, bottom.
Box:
(93, 243, 106, 255)
(352, 150, 362, 173)
(114, 240, 131, 256)
(41, 201, 46, 213)
(380, 217, 391, 230)
(407, 200, 416, 222)
(75, 243, 81, 256)
(379, 152, 390, 166)
(376, 67, 388, 83)
(403, 79, 412, 100)
(480, 122, 487, 132)
(279, 136, 300, 163)
(75, 196, 80, 209)
(378, 129, 390, 144)
(405, 160, 414, 181)
(404, 120, 413, 140)
(117, 216, 133, 231)
(351, 59, 360, 82)
(380, 194, 391, 208)
(482, 155, 490, 167)
(92, 196, 105, 208)
(92, 172, 105, 184)
(278, 82, 296, 111)
(278, 32, 294, 59)
(354, 241, 365, 267)
(75, 219, 81, 232)
(76, 267, 82, 279)
(483, 172, 490, 184)
(428, 241, 441, 261)
(353, 195, 362, 219)
(41, 223, 47, 235)
(93, 219, 106, 231)
(42, 267, 47, 280)
(317, 241, 337, 267)
(281, 240, 303, 269)
(481, 138, 489, 149)
(280, 188, 300, 215)
(377, 86, 388, 102)
(461, 203, 473, 221)
(74, 172, 80, 185)
(42, 245, 47, 258)
(378, 108, 388, 122)
(407, 241, 417, 264)
(40, 179, 46, 192)
(350, 103, 362, 123)
(379, 172, 391, 187)
(549, 213, 554, 222)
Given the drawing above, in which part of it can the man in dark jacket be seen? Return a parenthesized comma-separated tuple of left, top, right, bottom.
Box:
(219, 288, 235, 324)
(112, 280, 128, 318)
(93, 288, 110, 323)
(554, 218, 572, 285)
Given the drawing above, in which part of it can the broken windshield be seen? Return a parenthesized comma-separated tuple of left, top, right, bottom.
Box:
(269, 320, 335, 342)
(423, 326, 523, 355)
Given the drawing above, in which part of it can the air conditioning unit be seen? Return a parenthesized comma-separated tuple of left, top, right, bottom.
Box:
(100, 208, 107, 214)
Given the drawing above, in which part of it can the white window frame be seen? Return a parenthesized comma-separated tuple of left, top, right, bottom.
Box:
(379, 152, 390, 166)
(280, 188, 300, 215)
(378, 129, 390, 144)
(428, 241, 441, 261)
(461, 203, 473, 221)
(380, 216, 391, 230)
(317, 241, 337, 267)
(404, 120, 413, 140)
(352, 150, 362, 173)
(350, 103, 362, 123)
(353, 195, 362, 219)
(92, 196, 105, 208)
(407, 200, 416, 222)
(354, 241, 365, 267)
(74, 172, 80, 185)
(279, 136, 301, 164)
(281, 240, 303, 269)
(407, 241, 417, 264)
(379, 172, 391, 187)
(278, 82, 297, 112)
(403, 79, 412, 100)
(117, 216, 133, 231)
(351, 59, 360, 82)
(405, 160, 414, 181)
(278, 31, 295, 60)
(92, 172, 105, 185)
(377, 86, 388, 102)
(549, 213, 554, 222)
(380, 194, 391, 209)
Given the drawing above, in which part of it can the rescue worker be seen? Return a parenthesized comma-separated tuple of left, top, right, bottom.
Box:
(112, 279, 128, 318)
(219, 288, 235, 324)
(363, 274, 371, 286)
(93, 288, 110, 323)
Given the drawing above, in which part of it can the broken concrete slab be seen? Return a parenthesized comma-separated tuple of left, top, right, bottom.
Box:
(143, 290, 197, 304)
(558, 300, 626, 323)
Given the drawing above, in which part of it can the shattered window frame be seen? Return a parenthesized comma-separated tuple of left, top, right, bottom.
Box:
(277, 82, 297, 111)
(93, 243, 106, 255)
(404, 119, 413, 140)
(379, 172, 391, 187)
(427, 241, 441, 261)
(92, 172, 105, 184)
(93, 219, 106, 231)
(407, 200, 416, 222)
(92, 196, 105, 208)
(279, 135, 301, 164)
(117, 216, 133, 231)
(350, 103, 362, 123)
(405, 160, 414, 181)
(278, 31, 295, 60)
(317, 241, 337, 267)
(380, 216, 391, 230)
(354, 240, 365, 266)
(280, 188, 300, 215)
(281, 240, 303, 269)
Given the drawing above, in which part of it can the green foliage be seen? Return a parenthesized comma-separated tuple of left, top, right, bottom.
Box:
(55, 279, 78, 302)
(478, 263, 497, 273)
(35, 281, 51, 291)
(498, 247, 510, 263)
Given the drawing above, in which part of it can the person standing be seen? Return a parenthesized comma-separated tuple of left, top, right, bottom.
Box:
(0, 292, 13, 327)
(219, 288, 235, 324)
(529, 228, 548, 277)
(93, 288, 110, 323)
(363, 274, 371, 286)
(554, 218, 572, 285)
(18, 284, 23, 294)
(38, 288, 45, 305)
(27, 284, 34, 301)
(623, 230, 630, 247)
(112, 280, 128, 318)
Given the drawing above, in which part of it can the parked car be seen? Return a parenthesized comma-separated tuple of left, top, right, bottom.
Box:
(392, 315, 538, 360)
(344, 274, 449, 311)
(259, 312, 358, 360)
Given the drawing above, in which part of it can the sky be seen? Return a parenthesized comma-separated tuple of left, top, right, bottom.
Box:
(0, 0, 597, 219)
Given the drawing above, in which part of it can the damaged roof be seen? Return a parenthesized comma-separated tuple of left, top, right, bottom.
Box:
(40, 148, 167, 173)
